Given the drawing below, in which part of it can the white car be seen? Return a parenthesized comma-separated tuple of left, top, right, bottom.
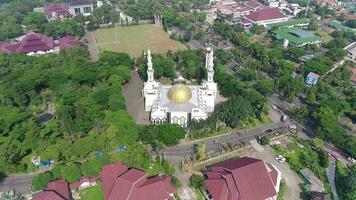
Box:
(289, 124, 297, 129)
(278, 157, 286, 163)
(275, 155, 283, 160)
(348, 157, 356, 164)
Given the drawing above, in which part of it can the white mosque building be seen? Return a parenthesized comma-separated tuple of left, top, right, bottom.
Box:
(142, 47, 218, 127)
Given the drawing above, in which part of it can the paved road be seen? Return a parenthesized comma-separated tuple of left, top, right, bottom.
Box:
(163, 121, 291, 165)
(0, 174, 34, 195)
(326, 157, 339, 200)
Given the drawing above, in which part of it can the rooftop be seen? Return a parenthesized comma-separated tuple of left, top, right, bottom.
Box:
(272, 27, 322, 45)
(246, 8, 288, 22)
(70, 0, 93, 6)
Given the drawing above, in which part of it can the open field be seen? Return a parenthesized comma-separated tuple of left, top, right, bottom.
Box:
(79, 185, 104, 200)
(94, 24, 186, 57)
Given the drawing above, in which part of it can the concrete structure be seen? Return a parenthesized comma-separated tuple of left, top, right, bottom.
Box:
(0, 33, 83, 56)
(100, 162, 176, 200)
(142, 48, 217, 127)
(204, 157, 281, 200)
(305, 72, 320, 85)
(69, 0, 93, 17)
(69, 176, 98, 191)
(344, 42, 356, 61)
(300, 168, 324, 193)
(154, 13, 163, 26)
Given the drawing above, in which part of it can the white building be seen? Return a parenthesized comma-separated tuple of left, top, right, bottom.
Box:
(69, 0, 94, 17)
(142, 48, 218, 127)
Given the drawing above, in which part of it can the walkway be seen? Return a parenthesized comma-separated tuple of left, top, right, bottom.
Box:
(123, 70, 149, 124)
(327, 157, 339, 200)
(85, 30, 100, 61)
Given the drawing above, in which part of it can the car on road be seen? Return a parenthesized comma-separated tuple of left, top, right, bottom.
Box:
(289, 124, 297, 129)
(281, 115, 288, 122)
(348, 157, 356, 164)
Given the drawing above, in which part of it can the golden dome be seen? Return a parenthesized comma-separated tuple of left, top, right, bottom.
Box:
(168, 84, 192, 104)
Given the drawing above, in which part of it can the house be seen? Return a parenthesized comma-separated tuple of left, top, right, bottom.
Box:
(204, 157, 281, 200)
(100, 162, 176, 200)
(305, 72, 320, 85)
(44, 4, 71, 21)
(346, 66, 356, 82)
(69, 176, 98, 191)
(311, 192, 331, 200)
(344, 42, 356, 61)
(244, 8, 290, 26)
(300, 168, 324, 192)
(69, 0, 94, 17)
(32, 179, 70, 200)
(263, 0, 281, 8)
(0, 33, 84, 56)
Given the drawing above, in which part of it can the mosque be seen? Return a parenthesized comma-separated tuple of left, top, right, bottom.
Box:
(142, 47, 217, 127)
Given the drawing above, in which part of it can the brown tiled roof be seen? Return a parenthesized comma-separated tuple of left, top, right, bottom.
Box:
(58, 36, 84, 49)
(70, 0, 92, 6)
(44, 4, 71, 19)
(204, 157, 280, 200)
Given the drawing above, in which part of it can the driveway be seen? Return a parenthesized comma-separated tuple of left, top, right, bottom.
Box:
(85, 30, 100, 61)
(247, 143, 303, 200)
(0, 174, 34, 195)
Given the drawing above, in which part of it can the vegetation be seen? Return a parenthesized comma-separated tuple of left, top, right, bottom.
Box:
(277, 179, 286, 200)
(139, 124, 186, 146)
(79, 185, 104, 200)
(335, 162, 356, 200)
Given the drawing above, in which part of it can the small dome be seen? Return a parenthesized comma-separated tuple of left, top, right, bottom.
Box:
(168, 84, 192, 104)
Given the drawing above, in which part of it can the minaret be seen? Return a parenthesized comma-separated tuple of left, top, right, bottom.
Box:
(147, 49, 154, 82)
(205, 47, 214, 83)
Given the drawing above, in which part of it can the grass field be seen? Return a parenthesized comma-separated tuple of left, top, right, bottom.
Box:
(79, 185, 104, 200)
(94, 24, 186, 57)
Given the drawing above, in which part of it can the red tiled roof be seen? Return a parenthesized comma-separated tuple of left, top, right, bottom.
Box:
(246, 8, 287, 22)
(58, 36, 84, 49)
(245, 1, 263, 9)
(100, 161, 176, 200)
(204, 157, 280, 200)
(346, 66, 356, 82)
(33, 179, 70, 200)
(71, 0, 92, 6)
(44, 3, 71, 19)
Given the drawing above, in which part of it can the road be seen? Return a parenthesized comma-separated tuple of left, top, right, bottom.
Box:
(85, 30, 100, 61)
(326, 157, 339, 200)
(0, 174, 34, 195)
(163, 121, 291, 165)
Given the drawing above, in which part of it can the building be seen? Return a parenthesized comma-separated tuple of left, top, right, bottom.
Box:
(142, 48, 217, 127)
(346, 66, 356, 82)
(344, 42, 356, 62)
(244, 7, 289, 26)
(32, 179, 70, 200)
(69, 0, 94, 17)
(0, 33, 83, 56)
(204, 157, 281, 200)
(43, 3, 71, 21)
(305, 72, 320, 85)
(100, 162, 176, 200)
(263, 0, 281, 8)
(69, 176, 98, 191)
(272, 27, 323, 47)
(300, 168, 324, 192)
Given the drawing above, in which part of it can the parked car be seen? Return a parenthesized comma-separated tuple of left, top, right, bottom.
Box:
(348, 157, 356, 164)
(278, 157, 286, 163)
(281, 115, 288, 122)
(275, 155, 283, 160)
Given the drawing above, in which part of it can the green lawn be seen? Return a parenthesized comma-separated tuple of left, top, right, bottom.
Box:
(94, 24, 186, 57)
(315, 28, 332, 43)
(79, 185, 104, 200)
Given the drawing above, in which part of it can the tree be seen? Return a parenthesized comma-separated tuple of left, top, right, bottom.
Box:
(345, 19, 356, 28)
(22, 12, 47, 31)
(80, 159, 102, 177)
(32, 172, 53, 191)
(0, 16, 23, 40)
(197, 144, 206, 161)
(255, 80, 276, 96)
(189, 174, 204, 188)
(260, 135, 270, 145)
(325, 48, 347, 61)
(61, 163, 81, 183)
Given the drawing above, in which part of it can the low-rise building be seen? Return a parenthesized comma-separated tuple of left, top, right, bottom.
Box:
(272, 27, 323, 47)
(204, 157, 281, 200)
(44, 3, 71, 21)
(344, 42, 356, 61)
(32, 179, 70, 200)
(0, 33, 84, 56)
(69, 0, 94, 17)
(305, 72, 320, 85)
(300, 168, 324, 192)
(244, 8, 290, 26)
(100, 162, 176, 200)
